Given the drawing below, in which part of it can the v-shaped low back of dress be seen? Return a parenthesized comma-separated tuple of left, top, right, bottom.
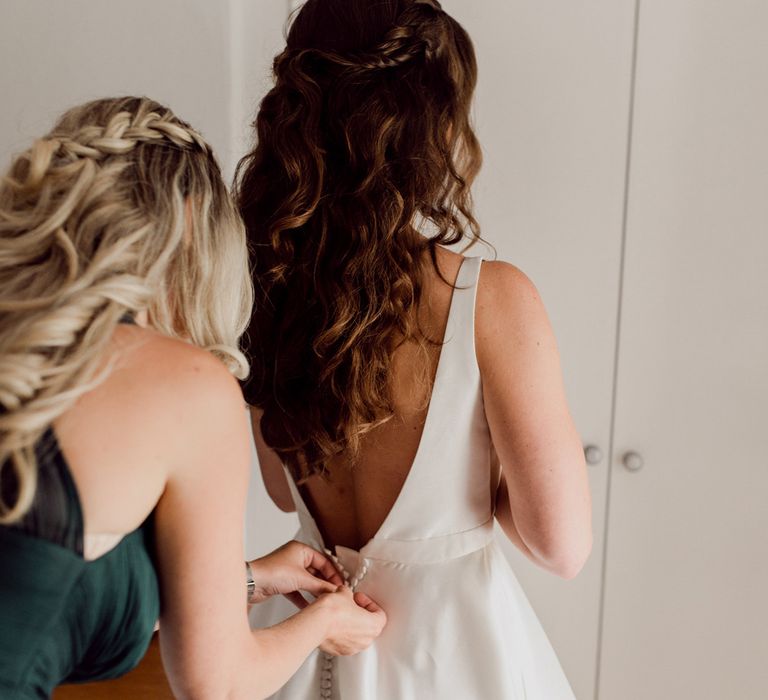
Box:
(249, 257, 576, 700)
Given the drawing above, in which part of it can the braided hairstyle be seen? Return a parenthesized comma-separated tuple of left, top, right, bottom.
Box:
(235, 0, 482, 481)
(0, 96, 252, 523)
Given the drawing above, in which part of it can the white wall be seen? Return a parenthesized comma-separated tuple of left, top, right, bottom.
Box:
(0, 0, 234, 171)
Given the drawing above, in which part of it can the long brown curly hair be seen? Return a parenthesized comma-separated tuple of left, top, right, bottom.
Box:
(236, 0, 482, 481)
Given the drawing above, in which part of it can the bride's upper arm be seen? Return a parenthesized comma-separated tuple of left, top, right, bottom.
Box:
(476, 261, 592, 579)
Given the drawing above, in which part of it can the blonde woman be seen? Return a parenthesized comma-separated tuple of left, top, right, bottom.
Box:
(0, 96, 385, 700)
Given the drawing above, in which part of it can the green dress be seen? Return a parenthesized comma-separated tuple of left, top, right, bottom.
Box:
(0, 428, 160, 699)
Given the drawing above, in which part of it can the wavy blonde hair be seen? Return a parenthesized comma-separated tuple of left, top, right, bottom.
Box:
(0, 96, 252, 523)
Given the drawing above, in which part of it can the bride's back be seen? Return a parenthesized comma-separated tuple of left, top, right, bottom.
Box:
(300, 248, 465, 550)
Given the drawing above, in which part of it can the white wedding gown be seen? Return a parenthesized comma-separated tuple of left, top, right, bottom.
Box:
(249, 257, 576, 699)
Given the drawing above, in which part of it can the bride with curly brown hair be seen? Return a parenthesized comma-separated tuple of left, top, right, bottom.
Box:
(238, 1, 591, 697)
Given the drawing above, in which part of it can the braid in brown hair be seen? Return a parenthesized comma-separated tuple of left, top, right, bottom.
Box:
(236, 0, 482, 481)
(278, 0, 445, 75)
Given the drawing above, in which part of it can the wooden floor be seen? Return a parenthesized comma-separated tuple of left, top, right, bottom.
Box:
(54, 636, 174, 699)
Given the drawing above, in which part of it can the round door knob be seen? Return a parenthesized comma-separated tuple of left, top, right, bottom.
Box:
(584, 445, 603, 465)
(622, 451, 644, 472)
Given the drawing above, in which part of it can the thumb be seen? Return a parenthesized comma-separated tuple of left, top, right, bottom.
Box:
(354, 591, 383, 614)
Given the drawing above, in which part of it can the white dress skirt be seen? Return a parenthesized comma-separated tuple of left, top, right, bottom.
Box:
(249, 257, 576, 700)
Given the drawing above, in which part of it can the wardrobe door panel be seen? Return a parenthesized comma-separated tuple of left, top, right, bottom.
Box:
(441, 2, 637, 697)
(600, 2, 768, 698)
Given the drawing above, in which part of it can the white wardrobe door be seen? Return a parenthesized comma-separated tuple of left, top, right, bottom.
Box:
(440, 2, 637, 698)
(600, 2, 768, 698)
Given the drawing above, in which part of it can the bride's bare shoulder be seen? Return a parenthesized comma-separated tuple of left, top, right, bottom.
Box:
(475, 260, 555, 366)
(478, 259, 540, 301)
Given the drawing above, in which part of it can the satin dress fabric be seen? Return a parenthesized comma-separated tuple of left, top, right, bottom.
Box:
(249, 257, 576, 700)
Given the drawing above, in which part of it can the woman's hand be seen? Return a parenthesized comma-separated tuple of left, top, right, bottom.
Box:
(251, 542, 386, 654)
(315, 587, 387, 656)
(248, 541, 344, 608)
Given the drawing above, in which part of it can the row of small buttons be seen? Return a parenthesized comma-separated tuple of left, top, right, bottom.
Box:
(318, 550, 370, 699)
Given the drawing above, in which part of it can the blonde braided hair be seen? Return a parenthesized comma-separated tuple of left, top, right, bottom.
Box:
(0, 96, 252, 523)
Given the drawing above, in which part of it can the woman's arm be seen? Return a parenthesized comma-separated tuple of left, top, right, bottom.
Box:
(250, 407, 296, 513)
(153, 346, 385, 699)
(476, 261, 592, 580)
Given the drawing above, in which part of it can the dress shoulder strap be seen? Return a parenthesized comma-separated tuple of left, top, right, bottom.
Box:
(441, 256, 483, 373)
(1, 429, 84, 555)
